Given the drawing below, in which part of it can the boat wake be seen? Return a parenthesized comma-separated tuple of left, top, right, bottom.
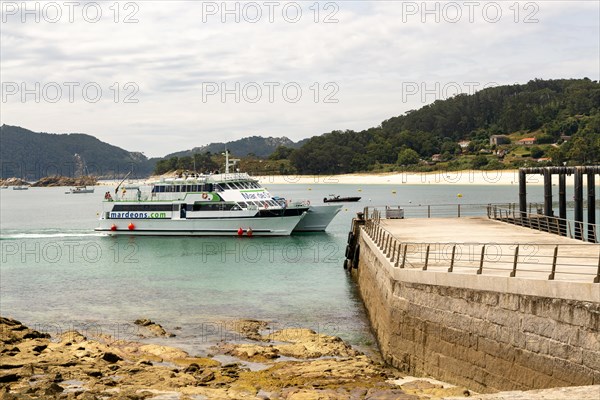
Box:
(0, 231, 101, 240)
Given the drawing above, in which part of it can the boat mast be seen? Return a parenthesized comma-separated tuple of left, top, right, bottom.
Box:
(223, 149, 240, 174)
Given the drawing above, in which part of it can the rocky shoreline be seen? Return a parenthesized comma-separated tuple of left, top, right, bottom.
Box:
(3, 317, 598, 400)
(1, 316, 474, 399)
(0, 176, 98, 187)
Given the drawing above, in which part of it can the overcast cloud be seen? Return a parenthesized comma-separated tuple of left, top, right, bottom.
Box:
(1, 0, 598, 157)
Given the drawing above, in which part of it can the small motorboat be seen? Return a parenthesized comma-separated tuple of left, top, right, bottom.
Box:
(12, 185, 29, 191)
(66, 186, 95, 194)
(323, 195, 361, 203)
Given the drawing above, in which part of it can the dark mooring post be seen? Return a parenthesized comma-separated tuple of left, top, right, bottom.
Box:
(543, 169, 553, 216)
(559, 174, 567, 236)
(519, 169, 527, 215)
(587, 173, 596, 243)
(574, 168, 584, 240)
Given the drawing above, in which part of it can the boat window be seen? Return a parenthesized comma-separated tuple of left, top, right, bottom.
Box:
(238, 202, 247, 208)
(191, 202, 236, 211)
(206, 183, 214, 192)
(112, 204, 172, 212)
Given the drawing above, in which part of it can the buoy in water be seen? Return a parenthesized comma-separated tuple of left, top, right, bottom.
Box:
(110, 224, 117, 231)
(358, 189, 362, 192)
(457, 193, 463, 198)
(392, 190, 397, 194)
(128, 222, 135, 231)
(237, 227, 244, 236)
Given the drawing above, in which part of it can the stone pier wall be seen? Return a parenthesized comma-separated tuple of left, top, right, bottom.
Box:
(353, 229, 600, 393)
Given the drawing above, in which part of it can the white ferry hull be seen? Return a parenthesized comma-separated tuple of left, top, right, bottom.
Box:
(293, 204, 342, 232)
(95, 214, 305, 236)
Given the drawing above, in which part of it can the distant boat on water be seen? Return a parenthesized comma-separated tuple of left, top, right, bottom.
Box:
(65, 186, 95, 194)
(323, 195, 361, 203)
(12, 185, 29, 191)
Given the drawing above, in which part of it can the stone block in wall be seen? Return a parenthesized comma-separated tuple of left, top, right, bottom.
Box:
(477, 335, 515, 362)
(575, 329, 599, 352)
(486, 306, 522, 328)
(440, 325, 472, 348)
(499, 293, 521, 311)
(513, 347, 555, 377)
(522, 314, 558, 339)
(583, 350, 600, 371)
(551, 358, 596, 386)
(508, 363, 539, 389)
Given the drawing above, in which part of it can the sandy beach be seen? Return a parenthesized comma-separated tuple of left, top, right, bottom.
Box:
(256, 170, 600, 186)
(97, 169, 600, 187)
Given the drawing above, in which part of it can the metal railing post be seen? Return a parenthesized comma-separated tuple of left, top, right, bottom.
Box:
(510, 245, 519, 277)
(595, 249, 600, 283)
(477, 245, 485, 275)
(548, 245, 558, 280)
(423, 244, 430, 271)
(401, 245, 407, 268)
(448, 245, 456, 272)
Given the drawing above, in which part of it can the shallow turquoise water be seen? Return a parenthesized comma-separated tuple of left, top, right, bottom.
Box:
(0, 183, 549, 354)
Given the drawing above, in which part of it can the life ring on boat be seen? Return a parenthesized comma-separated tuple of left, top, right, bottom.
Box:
(202, 193, 208, 199)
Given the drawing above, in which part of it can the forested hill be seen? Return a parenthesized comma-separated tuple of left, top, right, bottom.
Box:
(166, 136, 306, 159)
(0, 125, 155, 179)
(289, 78, 600, 174)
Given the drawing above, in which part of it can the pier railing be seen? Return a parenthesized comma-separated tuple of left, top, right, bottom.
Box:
(487, 204, 599, 243)
(362, 204, 488, 219)
(360, 209, 600, 283)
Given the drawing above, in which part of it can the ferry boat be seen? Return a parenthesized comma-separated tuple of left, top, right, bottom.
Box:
(273, 197, 342, 232)
(95, 152, 308, 236)
(65, 186, 95, 194)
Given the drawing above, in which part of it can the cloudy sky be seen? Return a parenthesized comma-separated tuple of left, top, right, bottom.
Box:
(1, 0, 598, 157)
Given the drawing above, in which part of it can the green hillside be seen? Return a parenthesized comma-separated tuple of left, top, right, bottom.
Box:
(289, 78, 600, 174)
(0, 125, 155, 180)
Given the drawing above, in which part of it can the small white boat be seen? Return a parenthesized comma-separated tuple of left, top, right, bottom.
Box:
(66, 186, 95, 194)
(12, 185, 29, 191)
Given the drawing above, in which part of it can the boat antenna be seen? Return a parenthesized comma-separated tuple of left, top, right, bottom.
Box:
(115, 171, 132, 194)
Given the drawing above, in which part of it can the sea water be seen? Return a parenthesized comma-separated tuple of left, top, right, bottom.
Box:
(0, 183, 551, 355)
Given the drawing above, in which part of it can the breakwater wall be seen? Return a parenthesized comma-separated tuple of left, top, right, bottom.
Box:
(346, 216, 600, 393)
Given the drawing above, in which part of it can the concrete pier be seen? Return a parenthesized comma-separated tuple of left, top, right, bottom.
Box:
(347, 215, 600, 393)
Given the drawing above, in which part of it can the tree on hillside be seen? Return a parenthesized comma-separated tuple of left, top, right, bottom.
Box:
(396, 148, 420, 166)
